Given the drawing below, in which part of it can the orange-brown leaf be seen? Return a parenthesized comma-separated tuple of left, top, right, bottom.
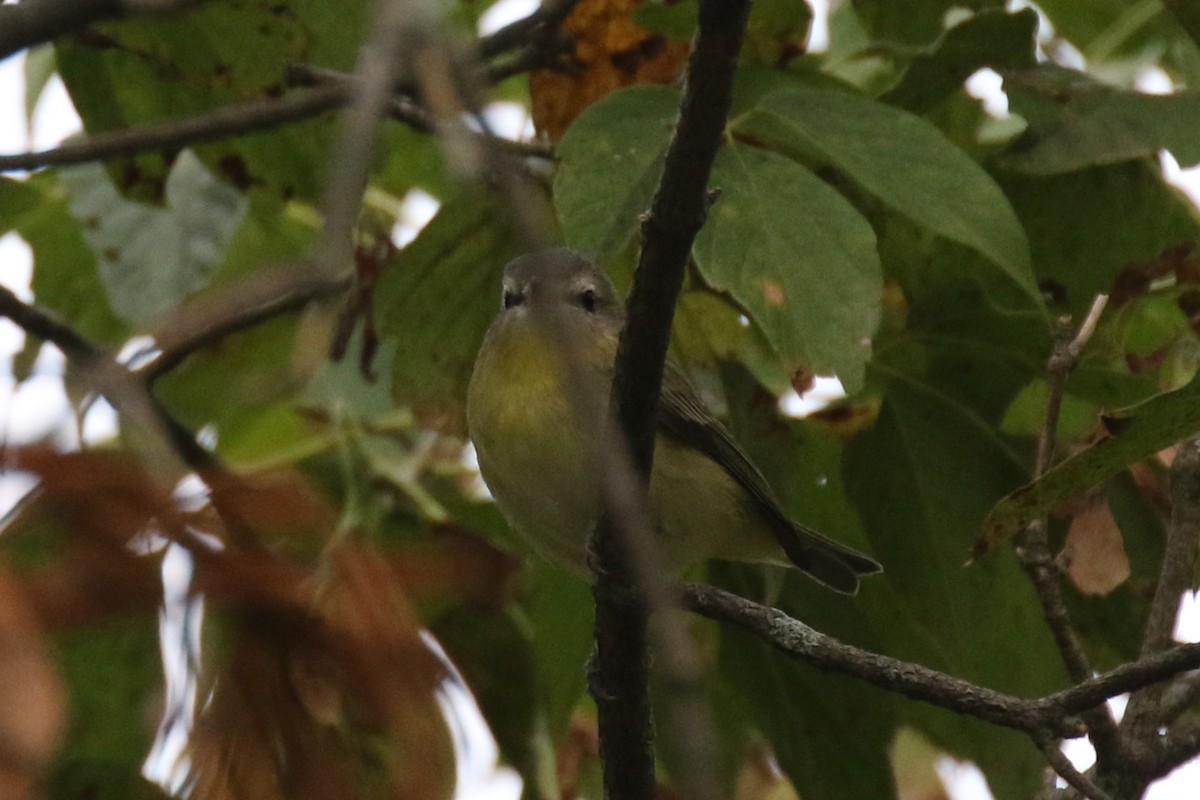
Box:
(530, 0, 689, 140)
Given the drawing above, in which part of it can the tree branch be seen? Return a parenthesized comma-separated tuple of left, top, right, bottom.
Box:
(0, 85, 345, 173)
(1034, 734, 1114, 800)
(685, 583, 1084, 736)
(1123, 437, 1200, 749)
(285, 63, 553, 159)
(137, 265, 351, 384)
(476, 0, 580, 59)
(588, 1, 750, 799)
(1019, 296, 1121, 759)
(0, 284, 233, 498)
(0, 0, 201, 61)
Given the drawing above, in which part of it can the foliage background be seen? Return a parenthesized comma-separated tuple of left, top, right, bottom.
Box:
(3, 0, 1200, 799)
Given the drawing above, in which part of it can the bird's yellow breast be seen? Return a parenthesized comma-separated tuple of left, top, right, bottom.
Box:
(467, 319, 601, 570)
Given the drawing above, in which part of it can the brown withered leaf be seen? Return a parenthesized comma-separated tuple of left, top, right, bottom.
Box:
(187, 547, 455, 800)
(7, 448, 166, 628)
(391, 526, 520, 612)
(1063, 499, 1132, 596)
(207, 467, 340, 543)
(530, 0, 689, 140)
(0, 564, 66, 799)
(18, 541, 163, 629)
(11, 447, 179, 549)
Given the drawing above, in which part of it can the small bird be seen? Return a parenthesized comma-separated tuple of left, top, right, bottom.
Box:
(467, 248, 881, 593)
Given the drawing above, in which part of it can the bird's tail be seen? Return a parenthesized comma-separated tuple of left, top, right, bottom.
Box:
(780, 522, 882, 595)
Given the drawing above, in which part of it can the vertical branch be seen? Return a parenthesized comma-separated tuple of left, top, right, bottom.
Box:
(1018, 297, 1122, 759)
(315, 0, 417, 273)
(588, 0, 751, 798)
(1122, 437, 1200, 746)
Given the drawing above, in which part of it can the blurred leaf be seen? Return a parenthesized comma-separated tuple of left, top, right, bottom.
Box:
(189, 548, 456, 800)
(852, 0, 1006, 47)
(23, 44, 57, 127)
(554, 85, 677, 266)
(694, 143, 881, 392)
(434, 608, 538, 775)
(714, 567, 897, 800)
(843, 381, 1062, 800)
(44, 621, 162, 800)
(740, 86, 1039, 305)
(879, 9, 1038, 114)
(375, 189, 525, 434)
(60, 152, 248, 325)
(1003, 67, 1200, 173)
(631, 0, 699, 41)
(3, 172, 129, 376)
(890, 727, 951, 800)
(1029, 0, 1200, 87)
(0, 564, 65, 799)
(519, 560, 594, 739)
(742, 0, 811, 67)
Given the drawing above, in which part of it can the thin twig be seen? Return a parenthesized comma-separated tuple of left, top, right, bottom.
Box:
(313, 0, 418, 274)
(1034, 733, 1114, 800)
(1020, 296, 1121, 759)
(138, 265, 352, 384)
(0, 85, 346, 173)
(286, 64, 554, 159)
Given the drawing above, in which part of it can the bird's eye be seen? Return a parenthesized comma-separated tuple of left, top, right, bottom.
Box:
(578, 288, 597, 313)
(503, 289, 519, 309)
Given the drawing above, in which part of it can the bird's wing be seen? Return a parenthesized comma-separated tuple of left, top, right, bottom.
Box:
(656, 359, 881, 586)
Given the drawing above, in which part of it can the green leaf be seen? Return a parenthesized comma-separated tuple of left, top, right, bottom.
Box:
(739, 85, 1039, 304)
(375, 189, 525, 433)
(715, 565, 897, 800)
(6, 172, 129, 366)
(997, 159, 1200, 316)
(984, 373, 1200, 546)
(742, 0, 812, 67)
(694, 143, 881, 392)
(844, 382, 1062, 800)
(879, 9, 1038, 114)
(0, 176, 43, 232)
(23, 44, 57, 126)
(45, 620, 166, 800)
(1003, 67, 1200, 173)
(554, 86, 677, 267)
(149, 195, 314, 442)
(852, 0, 1006, 47)
(54, 0, 369, 203)
(60, 152, 248, 325)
